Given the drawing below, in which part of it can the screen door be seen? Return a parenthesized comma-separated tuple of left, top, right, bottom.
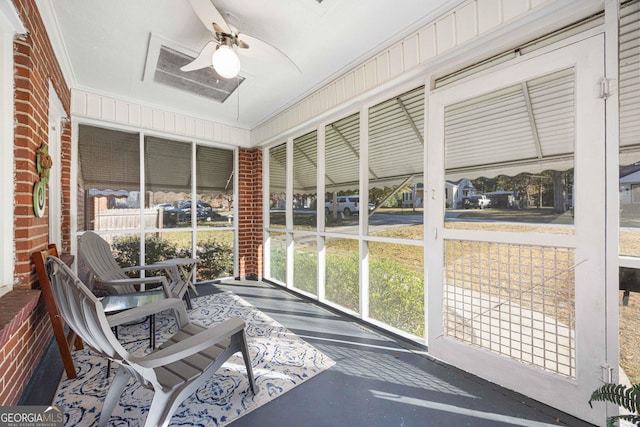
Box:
(426, 34, 607, 424)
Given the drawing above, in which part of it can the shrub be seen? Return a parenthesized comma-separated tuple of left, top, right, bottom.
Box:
(112, 235, 233, 281)
(271, 248, 425, 336)
(325, 253, 360, 312)
(270, 248, 287, 283)
(293, 251, 318, 294)
(113, 235, 178, 277)
(194, 240, 234, 280)
(369, 258, 424, 337)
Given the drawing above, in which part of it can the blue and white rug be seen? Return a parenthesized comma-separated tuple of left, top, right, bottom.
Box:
(53, 291, 335, 426)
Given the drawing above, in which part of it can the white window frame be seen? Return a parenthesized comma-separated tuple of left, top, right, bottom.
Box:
(0, 4, 26, 296)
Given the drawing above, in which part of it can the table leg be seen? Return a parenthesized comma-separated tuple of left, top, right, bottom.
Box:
(149, 314, 156, 349)
(180, 263, 199, 296)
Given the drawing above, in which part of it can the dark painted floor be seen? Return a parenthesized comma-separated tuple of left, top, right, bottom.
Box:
(21, 280, 595, 427)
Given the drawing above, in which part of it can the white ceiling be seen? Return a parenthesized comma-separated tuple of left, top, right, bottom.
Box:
(38, 0, 459, 130)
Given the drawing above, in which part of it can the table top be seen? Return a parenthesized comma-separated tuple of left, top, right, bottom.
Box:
(152, 257, 198, 267)
(100, 290, 166, 314)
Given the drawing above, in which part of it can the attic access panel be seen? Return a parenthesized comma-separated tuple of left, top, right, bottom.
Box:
(155, 45, 244, 103)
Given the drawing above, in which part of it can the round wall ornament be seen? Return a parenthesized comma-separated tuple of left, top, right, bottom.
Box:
(33, 144, 53, 218)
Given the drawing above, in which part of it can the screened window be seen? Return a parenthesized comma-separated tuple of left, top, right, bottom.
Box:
(77, 124, 235, 282)
(325, 113, 360, 233)
(368, 86, 425, 239)
(292, 131, 317, 229)
(269, 142, 287, 228)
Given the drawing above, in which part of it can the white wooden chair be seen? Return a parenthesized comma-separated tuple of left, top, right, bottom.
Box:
(46, 256, 257, 427)
(79, 231, 174, 298)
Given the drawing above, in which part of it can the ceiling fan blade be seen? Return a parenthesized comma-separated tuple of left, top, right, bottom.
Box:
(187, 0, 231, 34)
(180, 41, 218, 72)
(237, 33, 301, 74)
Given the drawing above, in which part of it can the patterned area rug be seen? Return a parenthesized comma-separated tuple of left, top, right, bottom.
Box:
(53, 291, 335, 426)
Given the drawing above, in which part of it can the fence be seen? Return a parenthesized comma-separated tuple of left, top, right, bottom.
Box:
(95, 208, 161, 231)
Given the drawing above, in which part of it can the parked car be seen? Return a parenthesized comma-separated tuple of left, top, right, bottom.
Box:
(158, 204, 178, 227)
(325, 195, 374, 216)
(174, 200, 218, 222)
(464, 194, 491, 209)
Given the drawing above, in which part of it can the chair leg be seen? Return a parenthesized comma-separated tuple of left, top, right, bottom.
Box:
(183, 291, 192, 310)
(73, 334, 84, 350)
(237, 330, 257, 394)
(143, 390, 176, 427)
(99, 365, 129, 427)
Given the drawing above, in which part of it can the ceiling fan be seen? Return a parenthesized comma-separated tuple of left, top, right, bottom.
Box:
(181, 0, 301, 78)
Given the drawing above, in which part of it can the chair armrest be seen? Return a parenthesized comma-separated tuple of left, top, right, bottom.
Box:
(106, 298, 189, 328)
(132, 318, 247, 368)
(98, 276, 168, 286)
(97, 276, 171, 297)
(122, 265, 167, 273)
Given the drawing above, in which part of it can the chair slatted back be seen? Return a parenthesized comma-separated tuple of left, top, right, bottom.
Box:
(46, 257, 125, 362)
(80, 231, 136, 293)
(33, 244, 83, 379)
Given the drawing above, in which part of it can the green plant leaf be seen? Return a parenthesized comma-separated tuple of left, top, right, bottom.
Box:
(589, 383, 640, 415)
(607, 414, 640, 427)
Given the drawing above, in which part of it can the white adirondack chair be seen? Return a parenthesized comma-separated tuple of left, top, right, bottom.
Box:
(79, 231, 174, 298)
(46, 256, 257, 427)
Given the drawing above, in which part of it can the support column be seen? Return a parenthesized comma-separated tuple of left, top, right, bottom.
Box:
(237, 147, 263, 280)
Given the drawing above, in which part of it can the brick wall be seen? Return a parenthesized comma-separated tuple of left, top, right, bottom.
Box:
(0, 0, 72, 405)
(237, 148, 263, 280)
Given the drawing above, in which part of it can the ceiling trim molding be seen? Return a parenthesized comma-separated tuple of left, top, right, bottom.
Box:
(70, 88, 252, 147)
(35, 0, 77, 87)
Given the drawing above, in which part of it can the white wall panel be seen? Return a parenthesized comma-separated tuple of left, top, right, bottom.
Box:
(164, 112, 175, 133)
(436, 14, 456, 53)
(403, 34, 420, 70)
(185, 117, 195, 136)
(389, 44, 404, 77)
(318, 88, 328, 113)
(195, 119, 205, 139)
(129, 104, 141, 125)
(71, 90, 86, 115)
(335, 78, 345, 105)
(141, 106, 153, 128)
(326, 82, 337, 109)
(152, 109, 164, 130)
(354, 65, 366, 94)
(115, 100, 128, 123)
(365, 59, 377, 90)
(204, 122, 213, 140)
(502, 0, 529, 22)
(456, 3, 477, 44)
(175, 114, 185, 134)
(376, 51, 390, 83)
(419, 25, 437, 62)
(344, 72, 355, 99)
(101, 98, 115, 121)
(86, 93, 101, 117)
(477, 0, 501, 33)
(71, 89, 251, 146)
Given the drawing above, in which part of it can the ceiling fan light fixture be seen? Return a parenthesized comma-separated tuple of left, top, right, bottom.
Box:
(212, 45, 241, 79)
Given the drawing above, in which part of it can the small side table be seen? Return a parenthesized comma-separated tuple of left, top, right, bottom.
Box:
(102, 290, 166, 349)
(152, 258, 198, 309)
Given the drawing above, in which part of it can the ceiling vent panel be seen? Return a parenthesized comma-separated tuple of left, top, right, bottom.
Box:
(154, 45, 244, 103)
